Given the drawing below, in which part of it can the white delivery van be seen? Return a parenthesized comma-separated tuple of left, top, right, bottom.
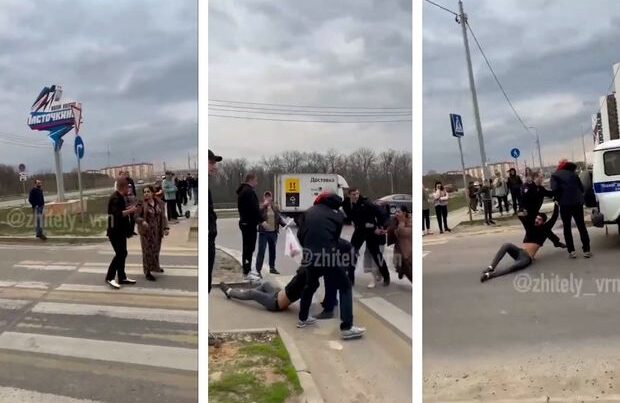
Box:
(274, 173, 349, 221)
(591, 139, 620, 228)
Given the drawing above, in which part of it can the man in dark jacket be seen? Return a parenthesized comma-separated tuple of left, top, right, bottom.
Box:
(507, 168, 523, 215)
(520, 171, 564, 248)
(106, 177, 138, 289)
(209, 150, 222, 293)
(550, 160, 591, 258)
(236, 173, 264, 279)
(296, 192, 365, 340)
(345, 188, 390, 286)
(28, 179, 46, 240)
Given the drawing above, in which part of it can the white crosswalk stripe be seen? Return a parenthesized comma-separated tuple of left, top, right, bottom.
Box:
(0, 386, 104, 403)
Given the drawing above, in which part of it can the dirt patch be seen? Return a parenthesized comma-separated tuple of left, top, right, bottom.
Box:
(212, 249, 246, 284)
(209, 332, 302, 403)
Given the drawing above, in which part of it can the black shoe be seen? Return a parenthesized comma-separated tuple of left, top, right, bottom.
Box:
(315, 311, 334, 320)
(119, 278, 137, 285)
(440, 230, 444, 234)
(219, 282, 231, 299)
(489, 221, 496, 225)
(269, 268, 280, 275)
(383, 277, 390, 286)
(145, 273, 156, 282)
(398, 272, 404, 280)
(480, 272, 492, 283)
(445, 228, 451, 232)
(38, 234, 47, 241)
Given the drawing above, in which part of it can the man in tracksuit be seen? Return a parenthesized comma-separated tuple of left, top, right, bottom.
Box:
(236, 173, 265, 279)
(208, 150, 222, 293)
(296, 191, 365, 339)
(345, 188, 391, 286)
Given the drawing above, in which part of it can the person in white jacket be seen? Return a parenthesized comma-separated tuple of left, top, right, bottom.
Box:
(492, 172, 510, 216)
(433, 181, 450, 233)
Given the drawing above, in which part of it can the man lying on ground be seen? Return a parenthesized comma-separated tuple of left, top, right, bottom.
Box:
(219, 266, 305, 312)
(480, 202, 565, 283)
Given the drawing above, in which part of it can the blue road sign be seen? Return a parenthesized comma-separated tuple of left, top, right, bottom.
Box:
(74, 135, 85, 160)
(449, 113, 464, 137)
(511, 148, 520, 159)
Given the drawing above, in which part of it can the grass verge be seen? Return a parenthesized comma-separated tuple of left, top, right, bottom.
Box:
(0, 196, 109, 237)
(209, 335, 302, 403)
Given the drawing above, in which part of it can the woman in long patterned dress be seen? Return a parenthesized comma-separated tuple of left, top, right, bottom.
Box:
(135, 186, 169, 281)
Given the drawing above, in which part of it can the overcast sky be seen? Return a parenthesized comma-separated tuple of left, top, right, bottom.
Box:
(423, 0, 620, 173)
(208, 0, 412, 161)
(0, 0, 197, 174)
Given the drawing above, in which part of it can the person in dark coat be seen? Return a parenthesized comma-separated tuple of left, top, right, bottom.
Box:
(506, 168, 523, 215)
(106, 177, 138, 289)
(28, 179, 46, 240)
(520, 171, 565, 248)
(236, 173, 264, 279)
(344, 188, 391, 286)
(296, 192, 365, 340)
(550, 160, 591, 258)
(208, 150, 222, 293)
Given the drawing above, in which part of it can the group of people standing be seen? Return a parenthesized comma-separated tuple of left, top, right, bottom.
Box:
(207, 149, 412, 340)
(158, 171, 198, 224)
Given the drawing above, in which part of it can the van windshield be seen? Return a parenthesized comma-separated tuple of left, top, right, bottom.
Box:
(604, 150, 620, 175)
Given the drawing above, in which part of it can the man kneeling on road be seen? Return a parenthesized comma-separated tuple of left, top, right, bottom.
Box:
(480, 202, 565, 283)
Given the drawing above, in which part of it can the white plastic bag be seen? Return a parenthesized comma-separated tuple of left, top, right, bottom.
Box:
(284, 227, 302, 259)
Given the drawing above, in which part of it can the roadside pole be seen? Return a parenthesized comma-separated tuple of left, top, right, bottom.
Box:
(74, 135, 85, 231)
(458, 136, 472, 222)
(458, 0, 490, 181)
(450, 113, 472, 222)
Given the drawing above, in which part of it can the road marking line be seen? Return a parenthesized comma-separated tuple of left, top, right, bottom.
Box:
(358, 296, 411, 341)
(31, 302, 197, 324)
(78, 267, 197, 277)
(0, 386, 104, 403)
(80, 262, 198, 269)
(99, 250, 197, 257)
(0, 298, 30, 309)
(14, 264, 77, 271)
(0, 332, 197, 371)
(56, 284, 197, 297)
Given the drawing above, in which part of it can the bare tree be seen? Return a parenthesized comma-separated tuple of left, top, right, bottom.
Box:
(281, 151, 304, 172)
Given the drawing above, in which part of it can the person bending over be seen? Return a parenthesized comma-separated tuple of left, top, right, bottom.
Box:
(480, 203, 565, 282)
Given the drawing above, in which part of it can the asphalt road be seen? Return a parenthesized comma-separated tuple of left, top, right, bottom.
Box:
(214, 217, 412, 316)
(0, 187, 113, 209)
(424, 223, 620, 401)
(0, 238, 197, 402)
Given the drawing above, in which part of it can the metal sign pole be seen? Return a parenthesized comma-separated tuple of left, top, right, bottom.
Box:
(458, 136, 473, 222)
(77, 156, 85, 231)
(54, 148, 65, 202)
(22, 180, 26, 206)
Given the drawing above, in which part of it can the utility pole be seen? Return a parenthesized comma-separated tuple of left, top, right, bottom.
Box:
(458, 0, 490, 181)
(188, 152, 191, 171)
(107, 146, 110, 168)
(581, 126, 587, 166)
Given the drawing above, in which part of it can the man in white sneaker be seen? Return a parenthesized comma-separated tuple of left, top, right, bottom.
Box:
(106, 176, 138, 289)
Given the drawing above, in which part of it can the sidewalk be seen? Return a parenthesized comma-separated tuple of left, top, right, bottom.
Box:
(209, 251, 412, 403)
(127, 204, 198, 250)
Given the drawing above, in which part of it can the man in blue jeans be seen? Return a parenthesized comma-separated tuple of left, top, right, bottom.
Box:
(28, 179, 46, 240)
(256, 191, 286, 276)
(296, 192, 365, 340)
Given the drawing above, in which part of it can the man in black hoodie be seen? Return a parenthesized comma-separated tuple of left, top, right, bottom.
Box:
(551, 160, 591, 258)
(507, 168, 523, 215)
(236, 173, 264, 279)
(345, 188, 390, 286)
(28, 179, 46, 240)
(209, 150, 222, 293)
(296, 192, 365, 339)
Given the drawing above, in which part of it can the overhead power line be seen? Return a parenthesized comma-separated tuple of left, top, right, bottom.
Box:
(466, 22, 533, 136)
(209, 99, 411, 110)
(209, 107, 411, 117)
(209, 114, 411, 123)
(424, 0, 458, 17)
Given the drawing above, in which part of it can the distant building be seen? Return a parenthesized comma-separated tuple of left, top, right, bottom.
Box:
(464, 161, 516, 180)
(99, 162, 154, 180)
(593, 63, 620, 145)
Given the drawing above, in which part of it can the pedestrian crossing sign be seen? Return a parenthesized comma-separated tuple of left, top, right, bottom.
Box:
(450, 113, 464, 137)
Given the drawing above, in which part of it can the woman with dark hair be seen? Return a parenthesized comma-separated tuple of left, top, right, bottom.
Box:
(433, 181, 450, 233)
(135, 186, 169, 281)
(388, 205, 412, 281)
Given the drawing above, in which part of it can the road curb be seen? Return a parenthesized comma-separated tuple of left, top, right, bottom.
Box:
(0, 236, 107, 245)
(277, 327, 324, 403)
(356, 297, 412, 344)
(209, 327, 324, 403)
